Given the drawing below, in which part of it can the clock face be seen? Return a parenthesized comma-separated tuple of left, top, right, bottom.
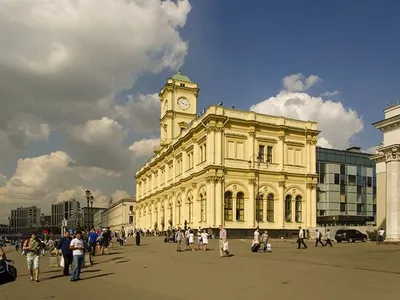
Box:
(177, 97, 190, 110)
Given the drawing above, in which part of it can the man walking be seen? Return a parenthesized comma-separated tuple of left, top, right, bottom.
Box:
(377, 228, 385, 245)
(70, 231, 84, 282)
(23, 232, 41, 282)
(56, 231, 73, 276)
(175, 228, 184, 252)
(88, 229, 98, 256)
(324, 229, 333, 247)
(315, 229, 325, 247)
(219, 225, 227, 257)
(297, 226, 307, 249)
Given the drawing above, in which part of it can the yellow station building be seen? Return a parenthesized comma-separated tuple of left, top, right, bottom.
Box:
(135, 72, 319, 235)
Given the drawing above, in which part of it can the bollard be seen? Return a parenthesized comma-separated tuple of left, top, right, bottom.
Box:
(49, 255, 59, 268)
(83, 252, 92, 267)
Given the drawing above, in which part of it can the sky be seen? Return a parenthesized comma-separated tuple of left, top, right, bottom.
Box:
(0, 0, 399, 223)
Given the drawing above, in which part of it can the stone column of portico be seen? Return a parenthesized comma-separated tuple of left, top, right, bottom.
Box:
(278, 181, 285, 228)
(248, 179, 256, 228)
(215, 178, 223, 227)
(382, 146, 400, 242)
(206, 177, 215, 228)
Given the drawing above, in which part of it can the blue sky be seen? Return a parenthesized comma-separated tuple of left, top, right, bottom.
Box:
(133, 0, 400, 150)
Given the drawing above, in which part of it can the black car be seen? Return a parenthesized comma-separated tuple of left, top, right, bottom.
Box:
(335, 229, 368, 243)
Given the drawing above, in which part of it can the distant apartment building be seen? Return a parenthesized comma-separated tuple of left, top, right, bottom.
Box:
(51, 199, 81, 229)
(9, 206, 41, 234)
(82, 207, 108, 229)
(316, 147, 376, 226)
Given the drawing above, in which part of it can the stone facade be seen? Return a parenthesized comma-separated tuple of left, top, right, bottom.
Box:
(135, 73, 319, 234)
(372, 102, 400, 242)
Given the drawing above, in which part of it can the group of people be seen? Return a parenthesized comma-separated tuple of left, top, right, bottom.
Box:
(174, 227, 211, 252)
(297, 227, 333, 249)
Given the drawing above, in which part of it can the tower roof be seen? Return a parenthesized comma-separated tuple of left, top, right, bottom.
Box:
(171, 71, 192, 83)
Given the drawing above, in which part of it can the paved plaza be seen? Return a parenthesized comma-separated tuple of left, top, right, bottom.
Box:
(1, 237, 400, 300)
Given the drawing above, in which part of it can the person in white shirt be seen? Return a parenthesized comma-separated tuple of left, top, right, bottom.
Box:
(324, 229, 333, 247)
(315, 229, 324, 247)
(197, 227, 202, 250)
(377, 228, 385, 245)
(200, 229, 209, 251)
(297, 226, 307, 249)
(70, 231, 84, 282)
(253, 228, 260, 244)
(188, 230, 195, 251)
(185, 228, 190, 250)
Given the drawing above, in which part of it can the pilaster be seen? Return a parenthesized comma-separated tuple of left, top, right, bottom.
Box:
(215, 178, 223, 226)
(278, 181, 286, 227)
(206, 177, 215, 227)
(248, 178, 256, 227)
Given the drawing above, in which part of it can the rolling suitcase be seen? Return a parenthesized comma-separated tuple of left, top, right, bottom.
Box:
(251, 243, 260, 253)
(0, 259, 17, 285)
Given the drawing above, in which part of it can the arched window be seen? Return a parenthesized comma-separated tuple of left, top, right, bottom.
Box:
(236, 192, 245, 221)
(149, 207, 152, 227)
(267, 193, 274, 222)
(285, 195, 292, 222)
(256, 193, 263, 222)
(295, 195, 302, 222)
(168, 202, 173, 226)
(224, 191, 233, 221)
(154, 206, 159, 229)
(200, 193, 207, 222)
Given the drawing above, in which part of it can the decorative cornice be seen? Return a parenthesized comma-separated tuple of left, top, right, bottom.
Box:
(379, 146, 400, 162)
(278, 135, 285, 141)
(206, 176, 224, 183)
(224, 132, 247, 139)
(248, 131, 256, 137)
(206, 126, 217, 133)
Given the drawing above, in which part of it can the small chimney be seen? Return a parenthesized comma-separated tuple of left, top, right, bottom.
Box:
(346, 146, 361, 153)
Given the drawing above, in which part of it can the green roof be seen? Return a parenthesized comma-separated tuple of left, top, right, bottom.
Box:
(171, 71, 192, 82)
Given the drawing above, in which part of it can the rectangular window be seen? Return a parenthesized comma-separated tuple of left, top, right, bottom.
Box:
(129, 216, 134, 224)
(129, 206, 133, 211)
(258, 145, 265, 161)
(256, 198, 263, 222)
(367, 177, 372, 188)
(357, 204, 362, 215)
(236, 142, 244, 160)
(334, 174, 340, 185)
(348, 175, 356, 186)
(267, 146, 273, 163)
(267, 197, 274, 222)
(199, 143, 207, 162)
(340, 203, 346, 212)
(319, 163, 326, 184)
(236, 196, 245, 221)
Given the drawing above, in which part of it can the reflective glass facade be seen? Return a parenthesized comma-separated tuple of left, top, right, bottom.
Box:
(316, 147, 376, 226)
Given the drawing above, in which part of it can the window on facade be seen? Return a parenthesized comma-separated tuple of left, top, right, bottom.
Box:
(334, 174, 340, 185)
(357, 204, 362, 215)
(200, 193, 207, 222)
(169, 205, 173, 225)
(319, 163, 326, 184)
(319, 210, 325, 216)
(340, 203, 346, 212)
(367, 177, 372, 187)
(267, 146, 273, 163)
(188, 152, 194, 169)
(285, 195, 292, 222)
(180, 127, 184, 134)
(258, 145, 265, 161)
(224, 192, 233, 221)
(180, 83, 185, 87)
(199, 143, 207, 163)
(295, 195, 302, 223)
(129, 205, 133, 211)
(256, 194, 263, 222)
(129, 216, 134, 224)
(348, 175, 356, 186)
(236, 192, 245, 221)
(176, 201, 181, 225)
(373, 204, 377, 215)
(267, 193, 274, 222)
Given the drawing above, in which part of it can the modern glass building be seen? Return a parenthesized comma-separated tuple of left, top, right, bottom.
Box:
(316, 147, 376, 226)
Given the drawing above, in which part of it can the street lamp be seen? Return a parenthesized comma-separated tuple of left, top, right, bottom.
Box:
(85, 189, 92, 230)
(248, 153, 270, 225)
(90, 195, 94, 229)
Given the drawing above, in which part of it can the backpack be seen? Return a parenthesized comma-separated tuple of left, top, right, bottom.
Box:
(0, 259, 17, 285)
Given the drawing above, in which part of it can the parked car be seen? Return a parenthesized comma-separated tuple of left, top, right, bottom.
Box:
(335, 229, 368, 243)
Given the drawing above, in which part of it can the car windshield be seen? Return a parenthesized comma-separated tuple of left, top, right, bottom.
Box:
(336, 230, 345, 234)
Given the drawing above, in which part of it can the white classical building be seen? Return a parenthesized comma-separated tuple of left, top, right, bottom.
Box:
(372, 101, 400, 242)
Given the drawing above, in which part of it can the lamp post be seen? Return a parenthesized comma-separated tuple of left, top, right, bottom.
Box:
(90, 196, 94, 229)
(248, 154, 269, 226)
(85, 189, 92, 230)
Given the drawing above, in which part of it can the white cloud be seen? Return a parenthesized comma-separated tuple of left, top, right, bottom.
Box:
(282, 73, 322, 92)
(129, 138, 160, 158)
(116, 93, 160, 133)
(365, 146, 378, 154)
(321, 90, 340, 97)
(251, 90, 363, 149)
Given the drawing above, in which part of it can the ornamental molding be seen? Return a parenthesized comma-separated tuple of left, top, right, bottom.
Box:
(378, 145, 400, 162)
(278, 181, 286, 188)
(192, 183, 198, 189)
(206, 126, 217, 133)
(306, 183, 318, 190)
(224, 132, 247, 139)
(248, 131, 256, 137)
(248, 179, 257, 186)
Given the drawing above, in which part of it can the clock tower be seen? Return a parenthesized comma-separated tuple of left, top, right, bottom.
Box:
(159, 71, 199, 148)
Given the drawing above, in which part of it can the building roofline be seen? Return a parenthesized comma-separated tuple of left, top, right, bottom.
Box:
(317, 146, 372, 157)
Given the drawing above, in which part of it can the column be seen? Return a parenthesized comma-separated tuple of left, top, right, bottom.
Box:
(306, 185, 312, 228)
(215, 128, 223, 165)
(210, 128, 216, 164)
(305, 141, 311, 174)
(278, 181, 285, 228)
(172, 194, 176, 227)
(215, 178, 223, 226)
(206, 177, 215, 227)
(191, 188, 198, 225)
(248, 179, 256, 228)
(278, 135, 285, 171)
(310, 141, 317, 173)
(384, 147, 400, 242)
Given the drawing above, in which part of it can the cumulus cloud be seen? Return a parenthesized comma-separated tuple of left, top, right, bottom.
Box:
(282, 73, 322, 92)
(251, 90, 363, 149)
(0, 0, 192, 222)
(321, 90, 340, 97)
(116, 93, 160, 133)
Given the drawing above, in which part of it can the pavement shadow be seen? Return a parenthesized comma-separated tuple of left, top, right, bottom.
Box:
(81, 272, 115, 280)
(41, 269, 101, 281)
(115, 260, 131, 264)
(92, 256, 124, 265)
